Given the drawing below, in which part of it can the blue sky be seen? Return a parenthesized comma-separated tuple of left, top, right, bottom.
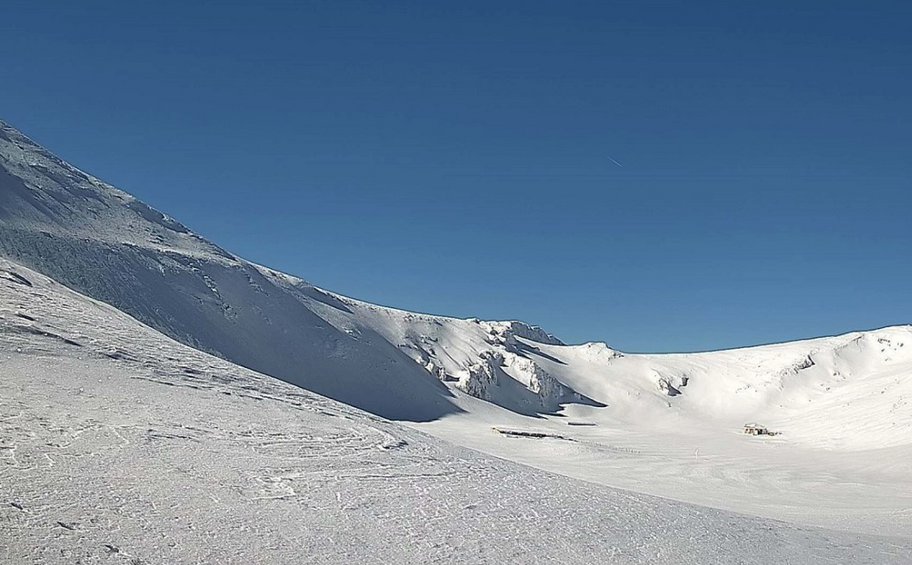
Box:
(2, 1, 910, 351)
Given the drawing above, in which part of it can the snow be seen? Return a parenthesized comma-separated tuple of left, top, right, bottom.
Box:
(3, 118, 912, 561)
(397, 325, 912, 536)
(2, 258, 912, 564)
(0, 121, 460, 422)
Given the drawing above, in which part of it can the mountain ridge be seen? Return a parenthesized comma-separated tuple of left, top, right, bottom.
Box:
(1, 118, 910, 436)
(5, 256, 910, 563)
(3, 119, 912, 539)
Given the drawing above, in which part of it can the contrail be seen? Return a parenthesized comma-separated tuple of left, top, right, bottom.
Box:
(607, 156, 623, 168)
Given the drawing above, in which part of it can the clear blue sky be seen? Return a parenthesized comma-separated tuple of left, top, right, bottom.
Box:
(2, 1, 910, 351)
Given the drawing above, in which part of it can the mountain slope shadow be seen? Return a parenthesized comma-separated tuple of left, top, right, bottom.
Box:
(0, 231, 460, 421)
(0, 120, 467, 421)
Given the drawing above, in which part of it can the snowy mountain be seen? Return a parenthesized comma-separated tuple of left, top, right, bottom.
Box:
(0, 119, 616, 421)
(3, 117, 909, 435)
(5, 257, 910, 563)
(2, 119, 912, 559)
(0, 120, 459, 421)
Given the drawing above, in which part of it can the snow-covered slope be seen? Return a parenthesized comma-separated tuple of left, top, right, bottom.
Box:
(2, 119, 911, 543)
(288, 270, 912, 534)
(534, 328, 912, 448)
(0, 120, 460, 421)
(0, 119, 611, 422)
(314, 275, 912, 451)
(7, 258, 911, 564)
(3, 118, 907, 440)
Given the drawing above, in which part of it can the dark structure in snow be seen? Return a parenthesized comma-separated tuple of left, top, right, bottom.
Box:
(743, 423, 779, 436)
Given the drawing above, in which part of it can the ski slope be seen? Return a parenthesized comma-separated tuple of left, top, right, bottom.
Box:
(6, 259, 912, 563)
(0, 120, 459, 422)
(2, 118, 912, 560)
(316, 285, 912, 535)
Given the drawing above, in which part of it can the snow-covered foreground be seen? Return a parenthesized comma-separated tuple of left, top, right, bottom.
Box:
(389, 324, 912, 537)
(7, 261, 912, 564)
(415, 399, 912, 538)
(327, 288, 912, 536)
